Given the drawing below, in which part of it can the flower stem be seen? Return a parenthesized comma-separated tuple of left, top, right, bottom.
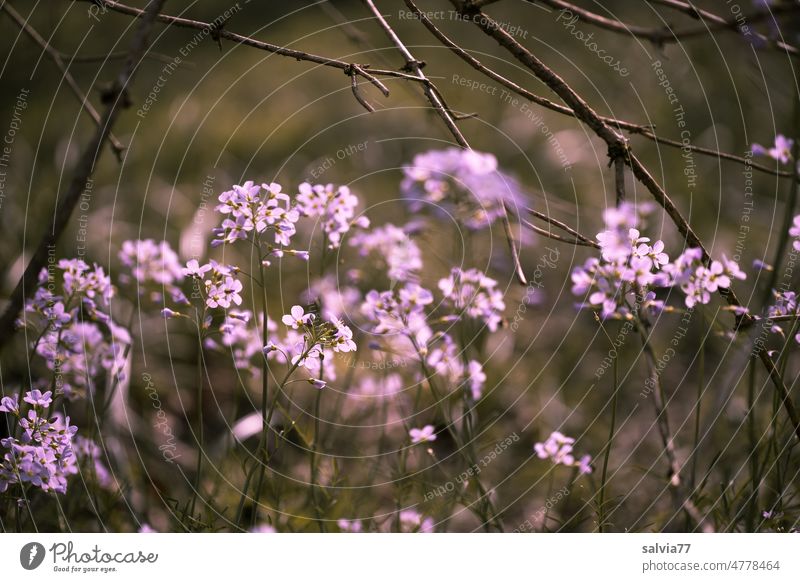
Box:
(598, 351, 619, 533)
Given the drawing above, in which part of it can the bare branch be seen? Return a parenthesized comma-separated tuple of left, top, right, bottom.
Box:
(531, 0, 800, 57)
(407, 0, 795, 180)
(2, 2, 126, 160)
(521, 218, 598, 248)
(525, 207, 599, 248)
(0, 0, 169, 349)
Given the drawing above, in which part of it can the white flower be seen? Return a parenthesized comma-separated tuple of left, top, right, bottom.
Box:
(281, 305, 314, 329)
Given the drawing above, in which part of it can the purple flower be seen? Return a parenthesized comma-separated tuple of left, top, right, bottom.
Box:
(0, 394, 19, 414)
(467, 360, 486, 400)
(401, 148, 526, 229)
(577, 455, 593, 475)
(308, 378, 327, 389)
(183, 259, 212, 278)
(349, 223, 423, 283)
(438, 268, 505, 332)
(296, 183, 367, 249)
(329, 317, 356, 353)
(206, 276, 243, 309)
(23, 390, 53, 408)
(752, 134, 793, 164)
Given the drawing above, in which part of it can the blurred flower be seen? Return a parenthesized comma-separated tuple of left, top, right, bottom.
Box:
(410, 425, 437, 444)
(438, 268, 505, 332)
(401, 148, 527, 229)
(349, 223, 423, 283)
(534, 431, 592, 476)
(752, 134, 793, 164)
(398, 509, 434, 533)
(789, 215, 800, 251)
(337, 519, 363, 533)
(296, 182, 368, 249)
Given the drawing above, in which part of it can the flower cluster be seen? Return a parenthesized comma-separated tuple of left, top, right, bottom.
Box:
(262, 305, 357, 383)
(401, 148, 526, 229)
(361, 282, 488, 400)
(0, 391, 78, 494)
(349, 223, 422, 283)
(663, 249, 745, 308)
(438, 268, 505, 332)
(534, 431, 592, 475)
(23, 259, 130, 400)
(182, 260, 243, 310)
(212, 181, 301, 250)
(118, 239, 187, 305)
(571, 203, 746, 317)
(571, 204, 668, 319)
(296, 182, 369, 249)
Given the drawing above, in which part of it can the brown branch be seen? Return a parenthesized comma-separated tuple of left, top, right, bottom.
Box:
(531, 0, 800, 57)
(0, 0, 168, 350)
(614, 156, 626, 205)
(525, 207, 599, 248)
(647, 0, 800, 39)
(347, 65, 376, 112)
(2, 2, 126, 160)
(407, 0, 795, 180)
(521, 218, 598, 248)
(758, 349, 800, 445)
(80, 0, 398, 100)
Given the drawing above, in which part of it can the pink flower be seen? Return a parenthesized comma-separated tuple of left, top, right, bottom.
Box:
(409, 425, 437, 444)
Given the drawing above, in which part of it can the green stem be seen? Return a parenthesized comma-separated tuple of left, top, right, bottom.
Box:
(189, 325, 204, 520)
(598, 352, 619, 533)
(690, 305, 705, 491)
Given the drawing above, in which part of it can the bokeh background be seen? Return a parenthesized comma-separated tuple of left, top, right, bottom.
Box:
(1, 0, 799, 532)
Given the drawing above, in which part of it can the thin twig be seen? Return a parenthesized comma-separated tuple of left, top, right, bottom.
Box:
(408, 0, 794, 180)
(525, 207, 598, 248)
(530, 0, 800, 57)
(363, 0, 527, 284)
(2, 2, 126, 160)
(521, 219, 598, 248)
(0, 0, 168, 349)
(79, 0, 397, 99)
